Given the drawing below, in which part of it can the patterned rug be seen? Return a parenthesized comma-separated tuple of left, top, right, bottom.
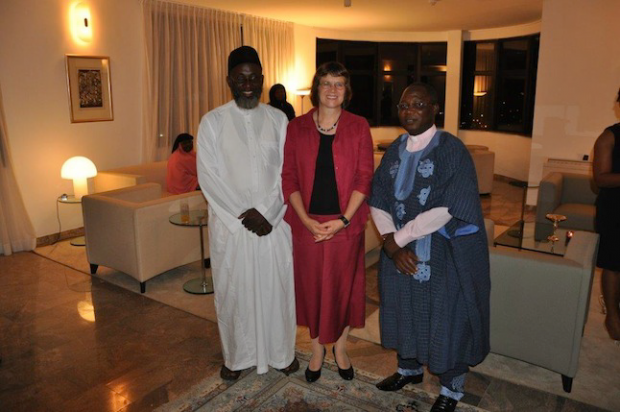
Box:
(155, 353, 487, 412)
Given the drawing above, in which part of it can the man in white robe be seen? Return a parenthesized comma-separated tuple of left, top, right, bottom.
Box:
(196, 46, 298, 380)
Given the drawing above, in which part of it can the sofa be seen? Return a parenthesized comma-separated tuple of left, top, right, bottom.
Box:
(487, 218, 599, 393)
(94, 160, 170, 194)
(84, 161, 209, 292)
(534, 172, 597, 240)
(83, 182, 208, 293)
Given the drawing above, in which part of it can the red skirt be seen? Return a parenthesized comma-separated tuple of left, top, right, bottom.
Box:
(292, 214, 366, 344)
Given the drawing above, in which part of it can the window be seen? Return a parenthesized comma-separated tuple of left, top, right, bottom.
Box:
(317, 39, 447, 127)
(460, 34, 539, 136)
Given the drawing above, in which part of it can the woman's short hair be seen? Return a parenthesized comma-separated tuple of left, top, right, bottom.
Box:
(171, 133, 193, 153)
(310, 62, 352, 108)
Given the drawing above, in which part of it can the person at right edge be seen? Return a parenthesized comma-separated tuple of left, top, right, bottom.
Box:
(369, 83, 490, 412)
(593, 87, 620, 343)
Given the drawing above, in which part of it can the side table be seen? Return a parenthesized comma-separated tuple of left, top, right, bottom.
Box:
(57, 195, 85, 246)
(169, 209, 214, 295)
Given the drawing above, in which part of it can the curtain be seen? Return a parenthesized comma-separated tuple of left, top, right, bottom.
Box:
(242, 15, 295, 104)
(141, 0, 241, 161)
(0, 82, 36, 255)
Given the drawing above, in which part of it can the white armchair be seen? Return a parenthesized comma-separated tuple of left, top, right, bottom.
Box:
(82, 183, 208, 293)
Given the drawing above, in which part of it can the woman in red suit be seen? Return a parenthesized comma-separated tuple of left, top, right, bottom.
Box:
(282, 62, 374, 382)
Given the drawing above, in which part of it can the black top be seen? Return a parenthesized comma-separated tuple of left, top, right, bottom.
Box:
(309, 132, 341, 215)
(269, 101, 296, 121)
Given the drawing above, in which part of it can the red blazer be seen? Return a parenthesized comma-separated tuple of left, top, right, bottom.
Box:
(282, 108, 374, 237)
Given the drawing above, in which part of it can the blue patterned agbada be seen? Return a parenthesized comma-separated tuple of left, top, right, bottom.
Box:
(369, 131, 490, 375)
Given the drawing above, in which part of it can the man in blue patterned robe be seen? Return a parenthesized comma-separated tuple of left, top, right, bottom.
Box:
(369, 83, 490, 412)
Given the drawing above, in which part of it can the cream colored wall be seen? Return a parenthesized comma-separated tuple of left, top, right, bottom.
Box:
(0, 0, 143, 238)
(527, 0, 620, 204)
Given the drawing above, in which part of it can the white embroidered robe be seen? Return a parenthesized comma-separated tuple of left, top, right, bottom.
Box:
(197, 100, 295, 374)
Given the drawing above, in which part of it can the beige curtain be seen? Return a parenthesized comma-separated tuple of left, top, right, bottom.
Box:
(0, 83, 36, 255)
(242, 15, 295, 104)
(141, 0, 241, 161)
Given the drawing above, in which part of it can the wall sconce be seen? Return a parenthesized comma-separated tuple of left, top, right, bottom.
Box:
(72, 2, 92, 43)
(295, 88, 311, 114)
(61, 156, 98, 199)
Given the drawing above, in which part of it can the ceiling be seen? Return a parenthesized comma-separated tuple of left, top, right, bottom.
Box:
(188, 0, 543, 32)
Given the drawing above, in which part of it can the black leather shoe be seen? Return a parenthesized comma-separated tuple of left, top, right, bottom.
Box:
(220, 365, 241, 381)
(278, 357, 300, 376)
(375, 372, 423, 391)
(430, 395, 458, 412)
(305, 347, 326, 383)
(333, 346, 354, 380)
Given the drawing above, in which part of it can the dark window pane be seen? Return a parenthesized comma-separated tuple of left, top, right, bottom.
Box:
(469, 75, 494, 130)
(379, 75, 413, 125)
(343, 43, 376, 71)
(501, 39, 528, 71)
(420, 43, 447, 72)
(475, 43, 495, 71)
(379, 43, 416, 72)
(348, 74, 375, 121)
(420, 74, 446, 128)
(497, 77, 525, 131)
(317, 51, 337, 67)
(316, 39, 339, 67)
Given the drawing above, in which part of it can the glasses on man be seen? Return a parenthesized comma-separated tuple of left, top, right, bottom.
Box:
(319, 81, 345, 90)
(396, 101, 432, 111)
(233, 75, 263, 86)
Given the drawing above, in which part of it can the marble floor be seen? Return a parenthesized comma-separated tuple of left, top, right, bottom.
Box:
(0, 179, 608, 412)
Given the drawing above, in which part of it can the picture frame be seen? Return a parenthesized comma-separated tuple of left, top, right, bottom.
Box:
(65, 55, 113, 123)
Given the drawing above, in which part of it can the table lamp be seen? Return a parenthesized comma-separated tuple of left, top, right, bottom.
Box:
(61, 156, 98, 199)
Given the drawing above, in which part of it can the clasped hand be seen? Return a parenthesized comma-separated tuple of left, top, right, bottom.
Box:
(238, 208, 272, 236)
(383, 233, 418, 275)
(304, 218, 345, 242)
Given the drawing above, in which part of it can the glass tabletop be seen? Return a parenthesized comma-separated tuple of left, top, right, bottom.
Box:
(169, 209, 208, 227)
(57, 195, 81, 204)
(494, 221, 572, 257)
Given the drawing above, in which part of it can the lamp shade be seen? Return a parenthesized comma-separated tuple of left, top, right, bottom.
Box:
(61, 156, 97, 199)
(61, 156, 97, 179)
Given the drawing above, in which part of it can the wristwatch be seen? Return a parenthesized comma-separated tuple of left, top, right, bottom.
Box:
(339, 215, 350, 228)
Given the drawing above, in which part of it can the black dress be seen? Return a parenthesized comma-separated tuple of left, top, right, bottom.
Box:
(596, 123, 620, 271)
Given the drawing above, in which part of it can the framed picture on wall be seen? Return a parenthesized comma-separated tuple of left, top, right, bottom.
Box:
(65, 55, 113, 123)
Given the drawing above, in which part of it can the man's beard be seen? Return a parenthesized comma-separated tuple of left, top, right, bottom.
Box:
(233, 89, 261, 109)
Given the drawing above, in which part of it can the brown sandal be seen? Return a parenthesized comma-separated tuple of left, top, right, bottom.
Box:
(278, 357, 300, 376)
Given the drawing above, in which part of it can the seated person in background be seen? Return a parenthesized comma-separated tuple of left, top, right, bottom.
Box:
(166, 133, 199, 194)
(269, 83, 296, 121)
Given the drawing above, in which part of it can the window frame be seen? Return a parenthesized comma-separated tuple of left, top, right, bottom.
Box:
(460, 34, 540, 136)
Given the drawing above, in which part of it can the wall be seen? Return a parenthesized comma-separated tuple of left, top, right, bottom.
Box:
(527, 0, 620, 203)
(0, 0, 143, 238)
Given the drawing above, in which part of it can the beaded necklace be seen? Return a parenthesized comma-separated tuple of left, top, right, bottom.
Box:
(316, 111, 341, 133)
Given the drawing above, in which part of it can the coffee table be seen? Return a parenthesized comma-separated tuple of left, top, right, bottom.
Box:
(494, 221, 572, 257)
(169, 209, 214, 294)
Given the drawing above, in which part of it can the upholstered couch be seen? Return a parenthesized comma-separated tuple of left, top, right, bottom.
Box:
(534, 172, 597, 240)
(94, 160, 170, 194)
(83, 182, 208, 293)
(486, 219, 599, 392)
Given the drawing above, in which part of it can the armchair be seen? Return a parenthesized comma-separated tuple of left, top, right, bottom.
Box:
(466, 145, 495, 195)
(534, 172, 597, 240)
(488, 229, 599, 392)
(82, 183, 208, 293)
